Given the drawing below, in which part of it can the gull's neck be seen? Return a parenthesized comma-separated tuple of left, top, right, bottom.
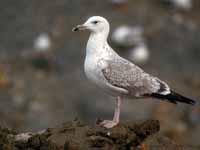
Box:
(86, 31, 113, 57)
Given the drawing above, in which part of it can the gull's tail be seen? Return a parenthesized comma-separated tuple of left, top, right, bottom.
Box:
(151, 90, 196, 105)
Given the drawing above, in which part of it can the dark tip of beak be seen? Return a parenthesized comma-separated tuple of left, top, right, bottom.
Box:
(72, 27, 79, 32)
(72, 25, 87, 32)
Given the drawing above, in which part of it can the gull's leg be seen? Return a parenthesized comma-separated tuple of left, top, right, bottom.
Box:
(100, 96, 121, 128)
(113, 96, 121, 123)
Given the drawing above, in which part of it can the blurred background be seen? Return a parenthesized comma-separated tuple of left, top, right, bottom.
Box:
(0, 0, 199, 146)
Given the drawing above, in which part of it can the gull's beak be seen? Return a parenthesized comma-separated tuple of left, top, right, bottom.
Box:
(72, 24, 87, 32)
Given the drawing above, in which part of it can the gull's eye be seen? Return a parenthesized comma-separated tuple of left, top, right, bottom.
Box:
(92, 20, 98, 24)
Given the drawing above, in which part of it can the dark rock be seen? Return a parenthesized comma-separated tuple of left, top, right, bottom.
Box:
(0, 120, 187, 150)
(0, 126, 16, 150)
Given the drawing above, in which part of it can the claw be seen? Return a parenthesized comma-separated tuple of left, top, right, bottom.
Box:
(99, 120, 118, 128)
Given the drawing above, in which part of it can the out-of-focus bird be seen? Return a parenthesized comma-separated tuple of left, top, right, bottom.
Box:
(73, 16, 196, 128)
(161, 0, 192, 10)
(111, 25, 149, 64)
(111, 25, 144, 47)
(34, 33, 51, 51)
(129, 42, 150, 64)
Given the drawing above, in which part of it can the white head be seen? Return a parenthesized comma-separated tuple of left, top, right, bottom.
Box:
(72, 16, 110, 35)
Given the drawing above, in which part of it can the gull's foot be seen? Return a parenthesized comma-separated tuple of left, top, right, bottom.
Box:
(98, 120, 118, 128)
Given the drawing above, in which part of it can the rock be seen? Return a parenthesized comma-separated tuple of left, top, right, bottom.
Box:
(0, 120, 162, 150)
(0, 126, 16, 150)
(144, 134, 187, 150)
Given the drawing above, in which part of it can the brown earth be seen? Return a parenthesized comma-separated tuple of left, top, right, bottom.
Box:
(0, 119, 191, 150)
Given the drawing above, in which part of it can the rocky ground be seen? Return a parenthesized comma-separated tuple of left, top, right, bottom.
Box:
(1, 120, 191, 150)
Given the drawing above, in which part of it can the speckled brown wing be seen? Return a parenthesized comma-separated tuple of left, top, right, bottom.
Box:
(101, 58, 169, 97)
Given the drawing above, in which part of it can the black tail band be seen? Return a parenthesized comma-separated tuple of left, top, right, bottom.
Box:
(151, 90, 196, 105)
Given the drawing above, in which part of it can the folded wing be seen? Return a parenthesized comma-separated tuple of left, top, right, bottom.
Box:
(101, 58, 196, 105)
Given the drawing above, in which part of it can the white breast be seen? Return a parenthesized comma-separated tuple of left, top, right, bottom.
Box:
(84, 53, 128, 96)
(84, 54, 106, 88)
(84, 34, 128, 96)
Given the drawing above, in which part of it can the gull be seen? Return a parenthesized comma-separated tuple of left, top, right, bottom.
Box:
(161, 0, 192, 10)
(34, 33, 51, 51)
(172, 0, 192, 10)
(129, 42, 150, 64)
(111, 25, 144, 47)
(72, 16, 196, 128)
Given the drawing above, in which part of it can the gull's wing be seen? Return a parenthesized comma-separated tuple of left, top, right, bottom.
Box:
(100, 58, 170, 98)
(101, 58, 195, 105)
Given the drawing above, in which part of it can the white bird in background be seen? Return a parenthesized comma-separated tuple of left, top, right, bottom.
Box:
(162, 0, 192, 10)
(129, 42, 149, 64)
(172, 0, 192, 10)
(111, 25, 144, 47)
(72, 16, 196, 128)
(34, 33, 51, 51)
(112, 25, 150, 64)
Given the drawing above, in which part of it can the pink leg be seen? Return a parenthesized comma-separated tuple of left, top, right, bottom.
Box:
(100, 96, 121, 128)
(113, 96, 121, 123)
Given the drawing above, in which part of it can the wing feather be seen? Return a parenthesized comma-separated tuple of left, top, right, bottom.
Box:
(101, 58, 170, 97)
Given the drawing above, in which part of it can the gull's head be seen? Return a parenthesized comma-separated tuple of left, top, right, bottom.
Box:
(72, 16, 110, 34)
